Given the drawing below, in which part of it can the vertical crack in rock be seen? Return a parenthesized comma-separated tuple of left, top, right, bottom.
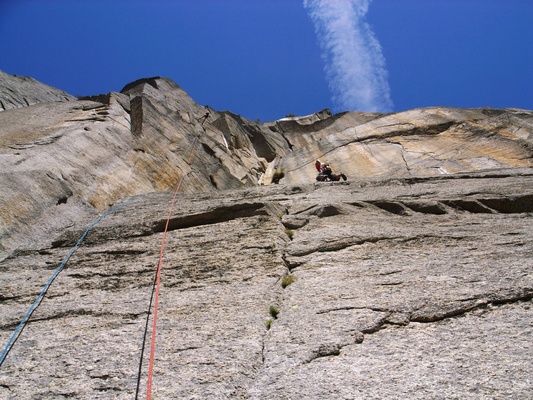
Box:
(388, 140, 413, 175)
(1, 72, 533, 399)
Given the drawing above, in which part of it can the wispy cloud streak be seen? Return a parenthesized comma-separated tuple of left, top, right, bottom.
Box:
(304, 0, 393, 112)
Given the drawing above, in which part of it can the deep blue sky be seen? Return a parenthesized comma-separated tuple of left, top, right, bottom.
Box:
(1, 0, 532, 122)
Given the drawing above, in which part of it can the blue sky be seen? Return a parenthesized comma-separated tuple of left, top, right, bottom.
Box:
(1, 0, 532, 122)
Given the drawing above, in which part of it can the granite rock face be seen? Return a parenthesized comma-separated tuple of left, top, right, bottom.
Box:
(1, 72, 532, 257)
(272, 106, 533, 183)
(0, 70, 75, 111)
(0, 74, 291, 256)
(0, 73, 532, 399)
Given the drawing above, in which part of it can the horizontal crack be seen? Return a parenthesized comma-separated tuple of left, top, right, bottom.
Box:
(173, 346, 201, 353)
(51, 203, 277, 247)
(92, 249, 148, 256)
(289, 236, 398, 257)
(410, 288, 533, 323)
(289, 235, 444, 257)
(67, 268, 154, 280)
(151, 202, 270, 233)
(304, 344, 343, 364)
(312, 290, 532, 344)
(22, 309, 146, 326)
(0, 294, 25, 302)
(316, 305, 388, 315)
(347, 121, 456, 145)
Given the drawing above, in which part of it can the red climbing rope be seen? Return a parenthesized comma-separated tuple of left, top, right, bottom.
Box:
(145, 128, 203, 400)
(145, 174, 183, 400)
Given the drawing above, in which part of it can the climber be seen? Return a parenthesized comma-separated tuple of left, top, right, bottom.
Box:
(315, 159, 347, 182)
(197, 106, 210, 126)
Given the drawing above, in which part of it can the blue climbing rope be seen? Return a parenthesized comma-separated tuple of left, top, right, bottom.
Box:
(0, 195, 140, 367)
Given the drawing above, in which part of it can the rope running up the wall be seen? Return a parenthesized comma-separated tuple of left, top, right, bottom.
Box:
(0, 195, 140, 367)
(143, 123, 205, 400)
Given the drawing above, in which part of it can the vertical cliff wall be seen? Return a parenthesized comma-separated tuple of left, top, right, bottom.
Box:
(0, 73, 532, 399)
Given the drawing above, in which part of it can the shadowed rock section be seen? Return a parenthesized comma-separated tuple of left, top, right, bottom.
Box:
(0, 72, 532, 399)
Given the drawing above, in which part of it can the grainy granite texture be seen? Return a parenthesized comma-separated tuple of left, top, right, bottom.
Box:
(0, 73, 532, 399)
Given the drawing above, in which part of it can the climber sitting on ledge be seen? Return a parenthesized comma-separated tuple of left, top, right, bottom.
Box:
(315, 159, 347, 182)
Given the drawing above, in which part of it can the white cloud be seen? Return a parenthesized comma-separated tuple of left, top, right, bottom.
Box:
(304, 0, 393, 112)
